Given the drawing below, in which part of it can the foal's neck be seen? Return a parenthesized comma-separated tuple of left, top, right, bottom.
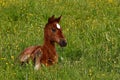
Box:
(43, 39, 56, 52)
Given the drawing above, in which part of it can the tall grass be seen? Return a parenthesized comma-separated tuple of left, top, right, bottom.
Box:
(0, 0, 120, 80)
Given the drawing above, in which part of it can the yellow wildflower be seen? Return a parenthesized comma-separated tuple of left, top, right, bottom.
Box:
(11, 56, 14, 60)
(1, 57, 6, 60)
(89, 69, 92, 76)
(108, 0, 113, 3)
(6, 63, 8, 65)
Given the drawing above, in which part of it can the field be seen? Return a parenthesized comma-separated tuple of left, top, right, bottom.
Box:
(0, 0, 120, 80)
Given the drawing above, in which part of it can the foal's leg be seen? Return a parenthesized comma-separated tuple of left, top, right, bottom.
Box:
(34, 49, 42, 70)
(19, 53, 31, 65)
(19, 46, 41, 65)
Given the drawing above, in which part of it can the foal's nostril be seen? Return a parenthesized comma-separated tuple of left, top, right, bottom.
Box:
(62, 40, 67, 46)
(60, 40, 67, 47)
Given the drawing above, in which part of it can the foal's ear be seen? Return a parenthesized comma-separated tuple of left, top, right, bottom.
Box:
(56, 15, 62, 23)
(48, 15, 55, 23)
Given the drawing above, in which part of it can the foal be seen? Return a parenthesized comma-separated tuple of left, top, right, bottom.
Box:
(19, 15, 67, 70)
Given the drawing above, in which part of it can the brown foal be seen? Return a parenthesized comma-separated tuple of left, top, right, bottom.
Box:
(19, 15, 67, 70)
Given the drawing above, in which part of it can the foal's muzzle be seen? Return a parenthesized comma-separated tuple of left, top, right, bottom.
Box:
(59, 39, 67, 47)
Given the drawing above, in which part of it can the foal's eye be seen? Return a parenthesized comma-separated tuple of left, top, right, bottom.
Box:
(52, 28, 56, 32)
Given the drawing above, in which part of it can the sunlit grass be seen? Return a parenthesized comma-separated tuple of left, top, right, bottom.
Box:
(0, 0, 120, 80)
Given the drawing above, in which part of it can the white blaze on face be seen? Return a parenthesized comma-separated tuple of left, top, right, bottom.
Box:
(56, 23, 61, 29)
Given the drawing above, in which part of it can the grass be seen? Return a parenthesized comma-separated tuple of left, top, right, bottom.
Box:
(0, 0, 120, 80)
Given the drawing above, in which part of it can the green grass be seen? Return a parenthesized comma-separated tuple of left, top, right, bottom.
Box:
(0, 0, 120, 80)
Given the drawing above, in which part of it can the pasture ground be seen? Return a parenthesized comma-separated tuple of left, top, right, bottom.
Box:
(0, 0, 120, 80)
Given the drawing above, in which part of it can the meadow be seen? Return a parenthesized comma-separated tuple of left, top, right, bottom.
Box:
(0, 0, 120, 80)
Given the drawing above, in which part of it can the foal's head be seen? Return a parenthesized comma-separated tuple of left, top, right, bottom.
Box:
(44, 15, 67, 47)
